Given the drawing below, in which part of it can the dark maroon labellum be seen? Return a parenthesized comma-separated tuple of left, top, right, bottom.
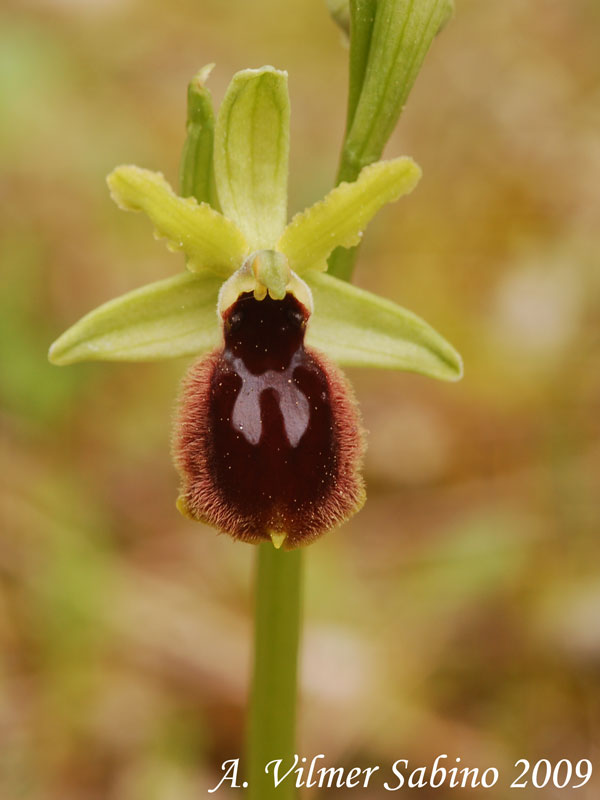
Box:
(174, 292, 365, 548)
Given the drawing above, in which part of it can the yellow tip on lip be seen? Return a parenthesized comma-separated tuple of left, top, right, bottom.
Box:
(176, 495, 195, 520)
(269, 531, 287, 549)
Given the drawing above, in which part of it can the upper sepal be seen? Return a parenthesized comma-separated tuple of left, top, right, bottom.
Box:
(305, 270, 463, 381)
(214, 67, 290, 249)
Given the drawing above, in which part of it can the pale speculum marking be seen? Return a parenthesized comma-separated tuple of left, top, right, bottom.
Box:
(229, 351, 310, 447)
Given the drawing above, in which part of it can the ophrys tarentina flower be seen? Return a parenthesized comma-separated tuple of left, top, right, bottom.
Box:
(49, 67, 462, 549)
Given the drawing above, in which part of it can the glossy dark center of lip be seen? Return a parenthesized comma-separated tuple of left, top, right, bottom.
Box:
(207, 292, 337, 534)
(222, 292, 311, 448)
(223, 291, 307, 371)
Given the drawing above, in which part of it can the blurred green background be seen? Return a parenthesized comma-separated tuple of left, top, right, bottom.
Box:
(1, 0, 600, 797)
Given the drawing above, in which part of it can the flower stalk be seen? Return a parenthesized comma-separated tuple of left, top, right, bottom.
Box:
(247, 545, 302, 799)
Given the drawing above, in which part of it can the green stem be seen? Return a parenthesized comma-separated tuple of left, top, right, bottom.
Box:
(247, 544, 302, 799)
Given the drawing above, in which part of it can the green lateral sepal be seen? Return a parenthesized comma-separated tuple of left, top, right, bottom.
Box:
(305, 270, 463, 381)
(49, 271, 222, 365)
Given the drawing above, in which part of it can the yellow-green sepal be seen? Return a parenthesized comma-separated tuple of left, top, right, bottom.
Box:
(305, 270, 463, 381)
(214, 67, 290, 250)
(107, 166, 248, 277)
(278, 157, 421, 274)
(48, 272, 222, 365)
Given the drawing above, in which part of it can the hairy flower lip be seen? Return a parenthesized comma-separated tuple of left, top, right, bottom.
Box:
(174, 292, 366, 548)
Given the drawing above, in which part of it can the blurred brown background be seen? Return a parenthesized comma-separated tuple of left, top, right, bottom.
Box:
(1, 0, 600, 797)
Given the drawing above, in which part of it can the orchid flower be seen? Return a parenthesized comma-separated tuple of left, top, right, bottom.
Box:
(49, 66, 462, 549)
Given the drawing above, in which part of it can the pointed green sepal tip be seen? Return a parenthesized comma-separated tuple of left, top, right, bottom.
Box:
(214, 66, 290, 249)
(48, 271, 222, 366)
(107, 165, 248, 277)
(438, 0, 455, 34)
(326, 0, 350, 36)
(189, 63, 215, 101)
(279, 157, 421, 274)
(269, 531, 287, 549)
(305, 270, 463, 382)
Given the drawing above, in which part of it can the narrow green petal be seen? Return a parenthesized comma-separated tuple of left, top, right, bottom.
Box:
(214, 67, 290, 249)
(107, 166, 248, 276)
(48, 272, 222, 365)
(305, 270, 462, 381)
(179, 64, 220, 209)
(278, 157, 421, 274)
